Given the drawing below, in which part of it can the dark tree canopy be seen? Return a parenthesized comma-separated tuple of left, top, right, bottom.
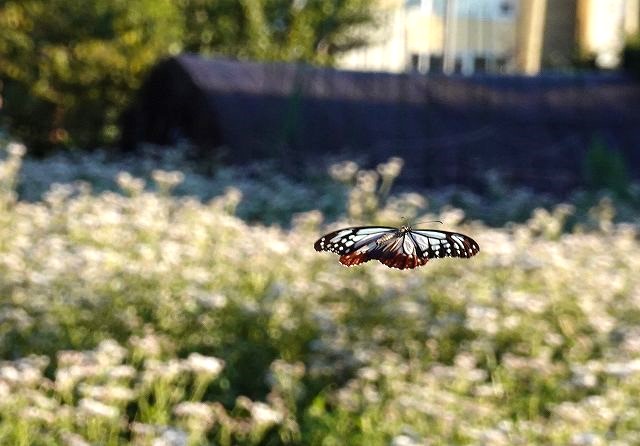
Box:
(0, 0, 379, 153)
(179, 0, 377, 65)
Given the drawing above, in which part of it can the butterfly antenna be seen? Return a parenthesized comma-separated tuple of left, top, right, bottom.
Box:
(413, 219, 443, 226)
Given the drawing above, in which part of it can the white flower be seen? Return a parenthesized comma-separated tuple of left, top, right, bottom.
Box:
(116, 171, 145, 194)
(186, 353, 224, 378)
(0, 356, 48, 386)
(143, 359, 187, 383)
(57, 350, 94, 368)
(78, 384, 136, 404)
(570, 364, 598, 388)
(477, 428, 510, 446)
(250, 402, 283, 426)
(329, 161, 358, 183)
(130, 422, 166, 440)
(173, 402, 214, 428)
(6, 142, 27, 157)
(376, 157, 404, 179)
(604, 359, 640, 378)
(152, 428, 188, 446)
(0, 366, 20, 383)
(194, 292, 227, 309)
(20, 407, 55, 424)
(78, 398, 119, 420)
(130, 332, 164, 358)
(571, 432, 605, 446)
(152, 169, 184, 190)
(55, 364, 101, 392)
(356, 367, 379, 382)
(60, 432, 91, 446)
(106, 365, 137, 380)
(96, 339, 127, 366)
(0, 380, 10, 399)
(390, 434, 422, 446)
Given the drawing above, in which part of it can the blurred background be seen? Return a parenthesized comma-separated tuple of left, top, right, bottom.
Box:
(1, 1, 640, 445)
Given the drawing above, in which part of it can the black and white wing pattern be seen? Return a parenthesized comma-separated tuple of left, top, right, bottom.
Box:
(409, 229, 480, 260)
(314, 225, 480, 270)
(314, 226, 397, 266)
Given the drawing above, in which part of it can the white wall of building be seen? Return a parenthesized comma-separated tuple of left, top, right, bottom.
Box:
(581, 0, 637, 68)
(337, 0, 519, 74)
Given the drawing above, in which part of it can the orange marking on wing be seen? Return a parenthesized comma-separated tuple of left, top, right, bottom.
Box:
(378, 255, 429, 270)
(339, 252, 373, 267)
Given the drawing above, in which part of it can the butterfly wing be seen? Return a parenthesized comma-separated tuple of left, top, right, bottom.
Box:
(314, 226, 480, 270)
(362, 233, 430, 269)
(314, 226, 397, 266)
(409, 229, 480, 259)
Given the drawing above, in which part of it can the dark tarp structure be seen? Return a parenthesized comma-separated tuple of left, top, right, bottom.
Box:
(121, 54, 640, 193)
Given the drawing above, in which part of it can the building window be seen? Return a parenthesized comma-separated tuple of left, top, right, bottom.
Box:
(500, 1, 515, 16)
(429, 55, 444, 73)
(495, 57, 508, 73)
(428, 0, 518, 20)
(454, 57, 463, 74)
(474, 56, 488, 73)
(410, 54, 420, 71)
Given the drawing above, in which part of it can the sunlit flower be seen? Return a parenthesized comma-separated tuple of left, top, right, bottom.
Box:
(476, 428, 510, 446)
(390, 434, 422, 446)
(193, 292, 227, 309)
(355, 170, 378, 193)
(376, 157, 404, 179)
(130, 422, 166, 441)
(570, 365, 598, 388)
(129, 332, 164, 359)
(604, 359, 640, 378)
(1, 140, 640, 444)
(20, 406, 55, 424)
(571, 432, 605, 446)
(186, 353, 224, 378)
(79, 384, 136, 404)
(173, 401, 215, 430)
(143, 359, 187, 383)
(0, 380, 10, 399)
(250, 401, 283, 426)
(116, 171, 145, 195)
(78, 398, 120, 420)
(60, 432, 91, 446)
(106, 365, 137, 380)
(328, 161, 358, 183)
(6, 142, 27, 157)
(356, 367, 379, 382)
(151, 427, 188, 446)
(0, 355, 49, 386)
(95, 339, 127, 366)
(152, 169, 185, 190)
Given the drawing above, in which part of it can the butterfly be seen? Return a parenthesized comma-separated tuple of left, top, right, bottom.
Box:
(314, 225, 480, 270)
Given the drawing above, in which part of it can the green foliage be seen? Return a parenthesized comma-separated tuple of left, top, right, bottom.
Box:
(179, 0, 377, 64)
(0, 0, 378, 154)
(0, 0, 183, 153)
(2, 141, 640, 444)
(583, 137, 631, 198)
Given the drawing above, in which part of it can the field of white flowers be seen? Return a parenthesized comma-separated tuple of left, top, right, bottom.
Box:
(1, 140, 640, 445)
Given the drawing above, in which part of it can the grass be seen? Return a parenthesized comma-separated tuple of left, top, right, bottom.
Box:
(1, 141, 640, 445)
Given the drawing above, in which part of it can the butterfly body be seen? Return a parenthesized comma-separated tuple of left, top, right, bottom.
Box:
(314, 225, 479, 270)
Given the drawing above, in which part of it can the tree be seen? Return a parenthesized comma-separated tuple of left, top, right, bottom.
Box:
(0, 0, 379, 153)
(178, 0, 377, 65)
(0, 0, 183, 153)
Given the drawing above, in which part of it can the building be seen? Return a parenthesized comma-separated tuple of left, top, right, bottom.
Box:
(576, 0, 640, 67)
(337, 0, 640, 74)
